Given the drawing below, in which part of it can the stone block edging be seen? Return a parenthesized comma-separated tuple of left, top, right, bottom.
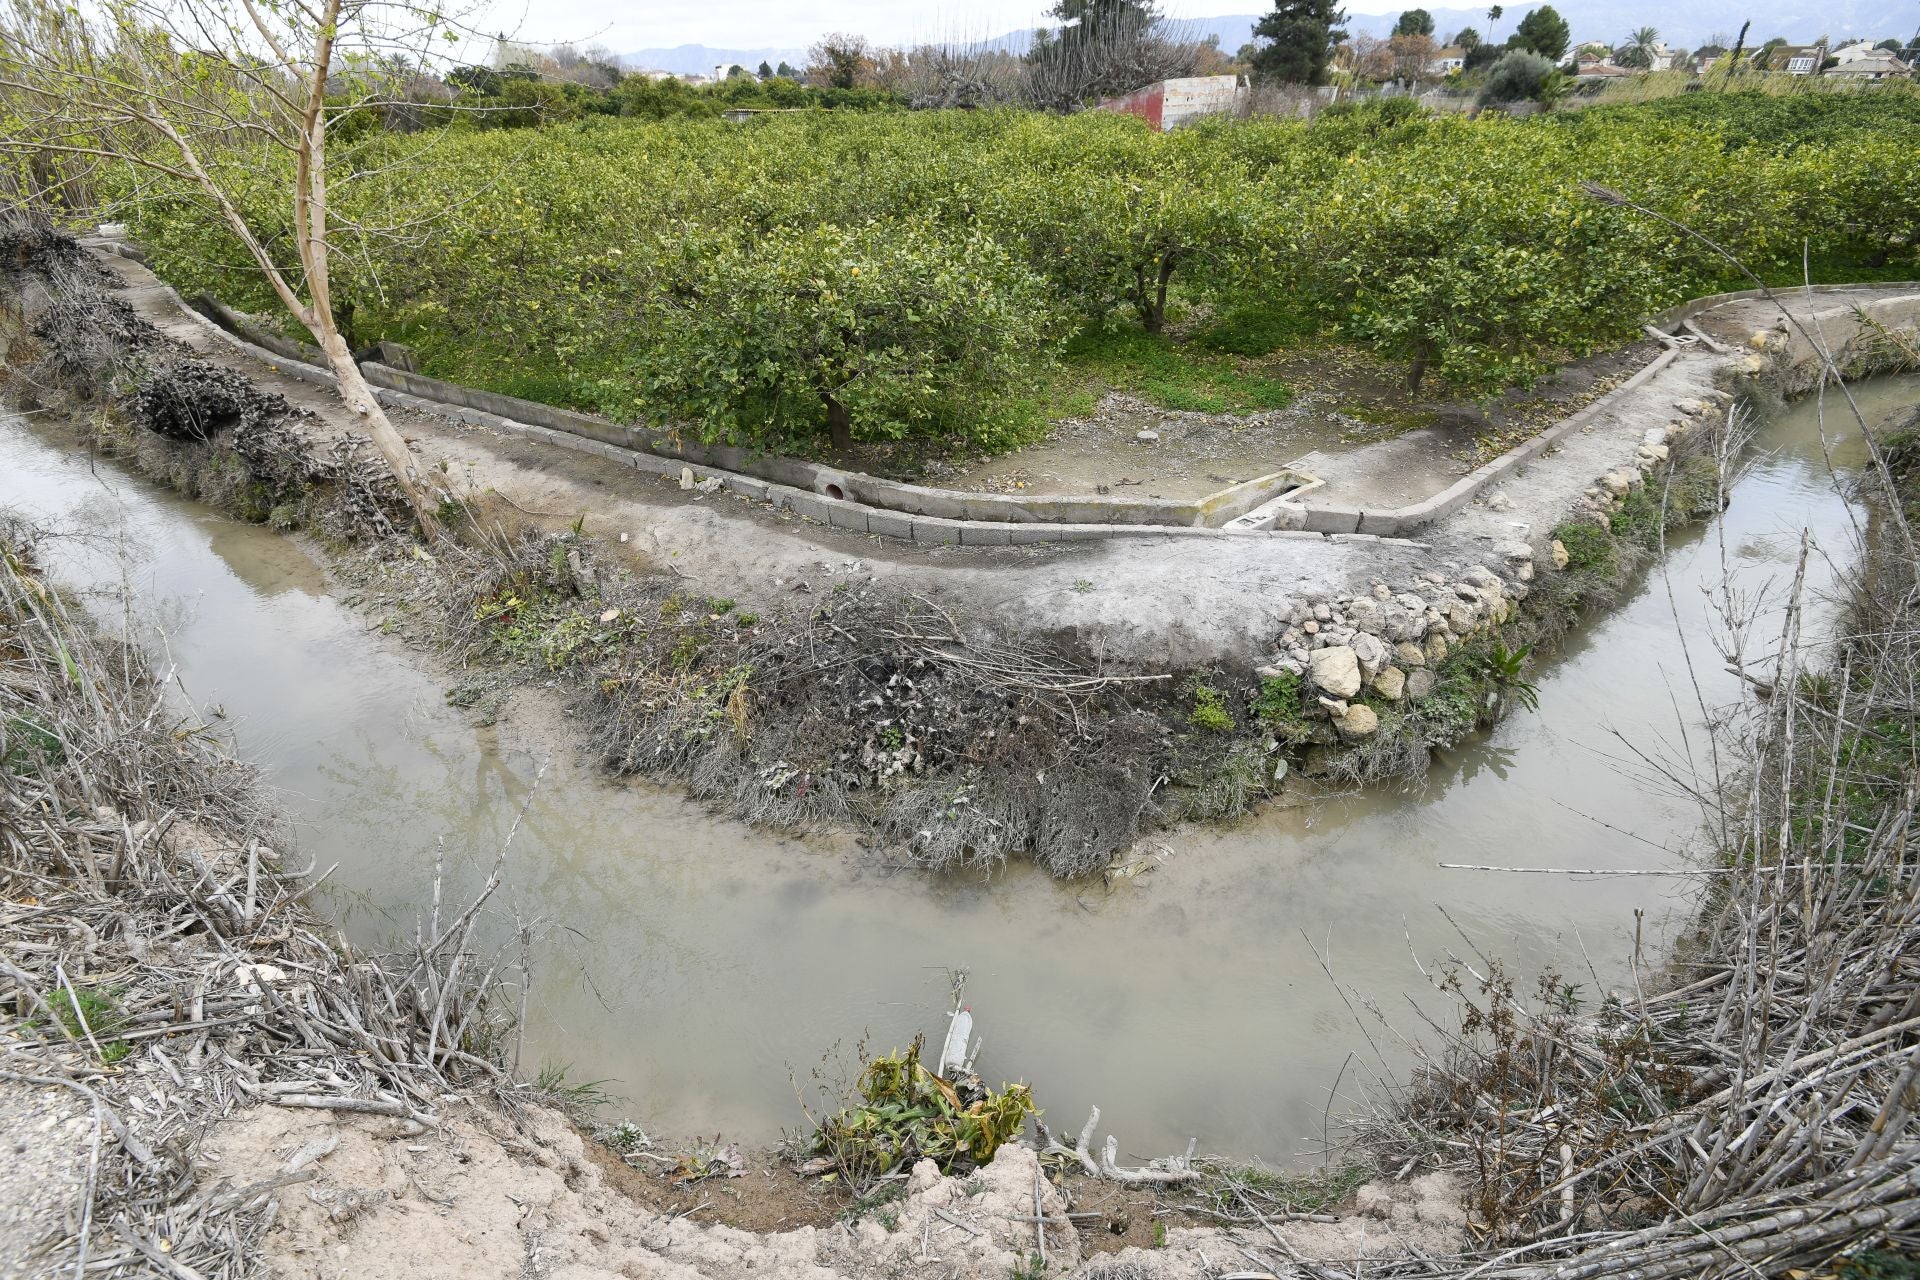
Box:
(112, 242, 1902, 548)
(1651, 280, 1920, 330)
(140, 281, 1400, 549)
(152, 266, 1313, 531)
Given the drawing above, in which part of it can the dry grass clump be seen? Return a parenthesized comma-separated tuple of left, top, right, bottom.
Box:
(0, 524, 525, 1277)
(1339, 397, 1920, 1275)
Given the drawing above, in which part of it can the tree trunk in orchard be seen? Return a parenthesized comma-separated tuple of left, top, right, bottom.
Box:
(316, 327, 442, 538)
(825, 395, 854, 451)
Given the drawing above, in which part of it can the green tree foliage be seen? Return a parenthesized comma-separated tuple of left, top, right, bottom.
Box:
(1615, 26, 1662, 69)
(776, 61, 797, 78)
(1250, 0, 1349, 84)
(631, 221, 1064, 450)
(757, 60, 773, 78)
(1393, 8, 1435, 37)
(1453, 26, 1482, 49)
(109, 90, 1920, 447)
(1508, 5, 1570, 61)
(1051, 0, 1160, 42)
(1479, 49, 1557, 102)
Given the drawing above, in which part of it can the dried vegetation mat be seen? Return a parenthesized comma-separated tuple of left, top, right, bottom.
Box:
(1337, 398, 1920, 1277)
(0, 522, 523, 1277)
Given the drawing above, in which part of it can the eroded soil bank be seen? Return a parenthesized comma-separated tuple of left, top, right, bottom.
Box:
(4, 376, 1904, 1163)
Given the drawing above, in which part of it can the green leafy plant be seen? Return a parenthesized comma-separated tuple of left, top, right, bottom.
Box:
(39, 986, 131, 1063)
(1552, 521, 1617, 575)
(806, 1035, 1037, 1186)
(1253, 671, 1304, 725)
(2, 714, 65, 771)
(1470, 640, 1542, 712)
(1187, 676, 1235, 733)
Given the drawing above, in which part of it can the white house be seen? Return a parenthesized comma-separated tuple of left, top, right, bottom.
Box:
(1769, 43, 1828, 74)
(1828, 52, 1912, 79)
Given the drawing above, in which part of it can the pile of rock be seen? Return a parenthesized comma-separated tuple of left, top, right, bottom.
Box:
(1255, 387, 1730, 744)
(1259, 556, 1530, 740)
(1566, 389, 1728, 531)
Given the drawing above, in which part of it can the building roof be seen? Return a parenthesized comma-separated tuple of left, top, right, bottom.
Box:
(1828, 53, 1912, 75)
(1767, 44, 1828, 69)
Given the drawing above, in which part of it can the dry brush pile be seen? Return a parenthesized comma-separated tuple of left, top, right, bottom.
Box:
(1331, 395, 1920, 1278)
(0, 525, 529, 1276)
(0, 214, 408, 541)
(422, 523, 1204, 878)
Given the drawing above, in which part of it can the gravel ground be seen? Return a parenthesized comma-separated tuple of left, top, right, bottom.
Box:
(0, 1040, 92, 1280)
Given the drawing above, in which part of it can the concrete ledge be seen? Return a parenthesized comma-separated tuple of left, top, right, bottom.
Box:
(959, 522, 1014, 547)
(107, 242, 1838, 553)
(866, 510, 913, 541)
(1302, 505, 1362, 535)
(1653, 281, 1920, 330)
(912, 517, 964, 546)
(1338, 346, 1683, 537)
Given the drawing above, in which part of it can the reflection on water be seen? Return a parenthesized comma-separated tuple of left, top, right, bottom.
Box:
(2, 374, 1911, 1160)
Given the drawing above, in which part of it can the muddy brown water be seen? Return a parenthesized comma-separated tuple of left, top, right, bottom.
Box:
(3, 376, 1913, 1161)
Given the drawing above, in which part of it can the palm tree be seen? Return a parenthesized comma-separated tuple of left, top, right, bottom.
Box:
(1616, 25, 1662, 69)
(1486, 4, 1503, 44)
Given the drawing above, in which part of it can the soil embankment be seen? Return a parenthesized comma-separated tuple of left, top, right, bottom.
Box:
(6, 222, 1919, 1276)
(18, 227, 1912, 879)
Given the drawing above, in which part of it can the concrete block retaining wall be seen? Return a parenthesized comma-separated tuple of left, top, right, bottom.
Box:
(113, 242, 1918, 550)
(173, 283, 1680, 546)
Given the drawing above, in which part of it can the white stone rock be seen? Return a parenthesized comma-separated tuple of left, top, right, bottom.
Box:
(1337, 703, 1380, 739)
(1551, 539, 1570, 570)
(1350, 632, 1389, 678)
(1309, 646, 1363, 700)
(1394, 641, 1426, 669)
(1371, 666, 1406, 701)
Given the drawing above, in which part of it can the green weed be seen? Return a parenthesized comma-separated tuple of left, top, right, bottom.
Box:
(1253, 671, 1303, 725)
(3, 714, 65, 771)
(1187, 676, 1235, 733)
(1552, 521, 1616, 575)
(39, 986, 131, 1064)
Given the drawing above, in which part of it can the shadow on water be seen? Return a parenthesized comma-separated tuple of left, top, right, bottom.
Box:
(1, 372, 1912, 1160)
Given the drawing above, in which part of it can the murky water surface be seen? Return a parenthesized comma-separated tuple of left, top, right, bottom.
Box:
(3, 376, 1912, 1159)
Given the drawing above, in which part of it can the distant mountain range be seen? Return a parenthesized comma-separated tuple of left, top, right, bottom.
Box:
(621, 2, 1918, 73)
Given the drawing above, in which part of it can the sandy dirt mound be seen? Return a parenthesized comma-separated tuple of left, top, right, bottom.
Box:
(203, 1100, 1463, 1279)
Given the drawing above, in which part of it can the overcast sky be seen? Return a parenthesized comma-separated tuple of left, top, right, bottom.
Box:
(487, 1, 1415, 54)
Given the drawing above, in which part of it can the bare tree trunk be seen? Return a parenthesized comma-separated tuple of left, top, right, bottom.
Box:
(824, 394, 854, 451)
(315, 327, 442, 538)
